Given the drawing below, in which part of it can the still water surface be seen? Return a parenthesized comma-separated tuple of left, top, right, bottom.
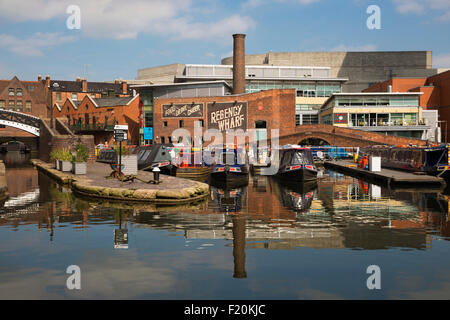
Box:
(0, 152, 449, 299)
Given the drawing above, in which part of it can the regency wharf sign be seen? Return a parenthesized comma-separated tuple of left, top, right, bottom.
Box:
(162, 103, 204, 118)
(207, 102, 247, 132)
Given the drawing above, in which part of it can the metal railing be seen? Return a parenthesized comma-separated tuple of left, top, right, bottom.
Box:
(70, 123, 115, 132)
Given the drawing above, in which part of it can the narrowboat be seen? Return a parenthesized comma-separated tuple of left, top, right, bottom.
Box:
(96, 148, 117, 164)
(0, 141, 30, 153)
(274, 147, 318, 182)
(210, 147, 249, 187)
(136, 144, 177, 175)
(174, 147, 211, 179)
(359, 144, 450, 179)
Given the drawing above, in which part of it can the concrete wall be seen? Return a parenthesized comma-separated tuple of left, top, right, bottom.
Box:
(136, 63, 185, 83)
(221, 51, 437, 92)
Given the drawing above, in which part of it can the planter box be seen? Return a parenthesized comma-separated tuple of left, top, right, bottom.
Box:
(61, 160, 72, 172)
(118, 154, 138, 175)
(72, 162, 87, 175)
(55, 160, 60, 170)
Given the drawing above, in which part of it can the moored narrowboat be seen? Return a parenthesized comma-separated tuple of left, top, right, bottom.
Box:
(359, 144, 450, 179)
(210, 147, 249, 187)
(274, 147, 318, 182)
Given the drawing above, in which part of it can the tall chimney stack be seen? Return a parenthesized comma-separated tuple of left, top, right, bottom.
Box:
(232, 34, 246, 95)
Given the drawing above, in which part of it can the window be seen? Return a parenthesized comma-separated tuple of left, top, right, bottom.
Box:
(168, 136, 172, 143)
(179, 120, 184, 128)
(199, 120, 204, 127)
(0, 100, 5, 109)
(56, 92, 61, 101)
(28, 85, 34, 91)
(16, 100, 22, 112)
(161, 136, 165, 144)
(8, 88, 14, 96)
(255, 120, 266, 129)
(144, 111, 153, 127)
(8, 100, 14, 110)
(16, 88, 23, 96)
(302, 114, 319, 124)
(296, 114, 301, 126)
(72, 93, 78, 101)
(163, 121, 168, 127)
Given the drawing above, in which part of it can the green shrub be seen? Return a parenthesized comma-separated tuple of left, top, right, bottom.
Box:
(72, 144, 90, 163)
(59, 147, 73, 161)
(50, 149, 61, 161)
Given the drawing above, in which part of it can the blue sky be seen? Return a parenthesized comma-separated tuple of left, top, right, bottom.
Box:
(0, 0, 449, 82)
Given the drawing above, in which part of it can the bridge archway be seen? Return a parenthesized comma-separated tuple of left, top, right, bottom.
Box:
(298, 137, 331, 146)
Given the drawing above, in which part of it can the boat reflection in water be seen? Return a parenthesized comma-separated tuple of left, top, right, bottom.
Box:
(271, 179, 317, 213)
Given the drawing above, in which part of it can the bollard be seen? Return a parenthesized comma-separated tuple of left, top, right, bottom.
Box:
(152, 166, 161, 182)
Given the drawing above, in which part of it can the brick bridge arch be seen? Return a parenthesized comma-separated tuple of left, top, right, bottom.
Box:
(278, 124, 428, 147)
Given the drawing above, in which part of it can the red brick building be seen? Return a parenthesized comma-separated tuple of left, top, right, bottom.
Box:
(54, 94, 140, 146)
(42, 75, 132, 120)
(152, 89, 296, 145)
(0, 76, 46, 138)
(364, 70, 450, 141)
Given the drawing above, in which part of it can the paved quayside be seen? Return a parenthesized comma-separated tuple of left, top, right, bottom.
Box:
(31, 159, 209, 204)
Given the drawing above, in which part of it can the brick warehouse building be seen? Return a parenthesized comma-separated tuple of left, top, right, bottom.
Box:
(0, 76, 47, 138)
(54, 94, 140, 146)
(364, 70, 450, 142)
(151, 88, 296, 145)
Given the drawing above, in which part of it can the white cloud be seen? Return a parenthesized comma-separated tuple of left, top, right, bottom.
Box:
(434, 53, 450, 68)
(393, 0, 425, 14)
(0, 0, 255, 42)
(393, 0, 450, 20)
(330, 44, 378, 52)
(0, 32, 76, 56)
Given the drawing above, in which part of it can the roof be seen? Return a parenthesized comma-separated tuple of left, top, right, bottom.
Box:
(49, 79, 132, 94)
(130, 80, 232, 89)
(90, 95, 138, 107)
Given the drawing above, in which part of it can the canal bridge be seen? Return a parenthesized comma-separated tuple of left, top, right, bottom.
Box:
(278, 124, 428, 147)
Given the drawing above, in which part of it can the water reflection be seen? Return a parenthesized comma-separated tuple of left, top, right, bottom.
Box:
(1, 151, 450, 299)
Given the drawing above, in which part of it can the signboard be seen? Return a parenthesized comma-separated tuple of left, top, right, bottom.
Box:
(114, 124, 128, 142)
(207, 102, 247, 132)
(144, 127, 154, 140)
(334, 113, 348, 124)
(162, 103, 204, 118)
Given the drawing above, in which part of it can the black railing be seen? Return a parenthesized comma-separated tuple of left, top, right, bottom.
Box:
(70, 123, 115, 132)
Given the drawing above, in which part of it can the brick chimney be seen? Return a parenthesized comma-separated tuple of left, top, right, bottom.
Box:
(232, 34, 246, 95)
(76, 77, 81, 82)
(114, 79, 119, 84)
(45, 75, 50, 87)
(38, 74, 42, 81)
(122, 80, 127, 95)
(81, 78, 87, 92)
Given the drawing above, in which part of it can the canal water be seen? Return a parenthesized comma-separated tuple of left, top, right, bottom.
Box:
(0, 152, 449, 299)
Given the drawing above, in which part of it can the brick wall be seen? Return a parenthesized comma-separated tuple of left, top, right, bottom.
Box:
(153, 89, 296, 145)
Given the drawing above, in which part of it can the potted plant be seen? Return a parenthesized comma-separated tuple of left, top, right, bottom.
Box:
(59, 147, 73, 172)
(50, 149, 61, 170)
(72, 144, 89, 175)
(114, 145, 137, 175)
